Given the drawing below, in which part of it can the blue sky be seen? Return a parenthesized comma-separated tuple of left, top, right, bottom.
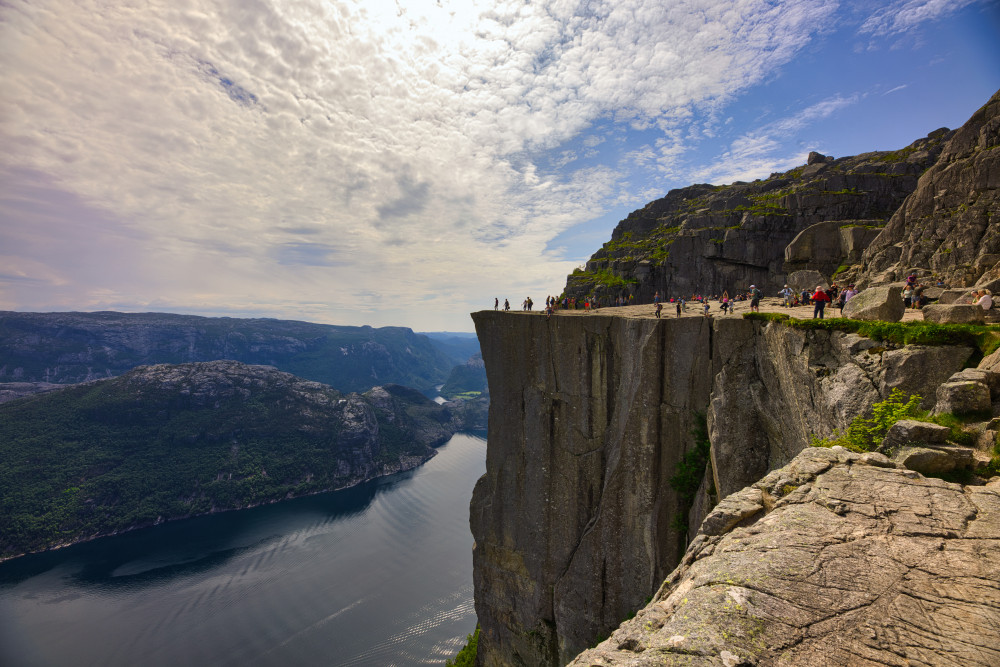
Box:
(1, 0, 998, 332)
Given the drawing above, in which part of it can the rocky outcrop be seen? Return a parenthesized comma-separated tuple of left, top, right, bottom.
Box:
(858, 89, 1000, 287)
(568, 447, 1000, 667)
(470, 313, 975, 665)
(707, 321, 972, 498)
(563, 131, 950, 302)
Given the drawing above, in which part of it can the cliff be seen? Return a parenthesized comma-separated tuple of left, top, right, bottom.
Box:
(0, 360, 467, 560)
(857, 89, 1000, 289)
(470, 312, 992, 665)
(0, 311, 456, 394)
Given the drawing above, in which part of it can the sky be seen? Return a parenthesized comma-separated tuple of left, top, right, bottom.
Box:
(1, 1, 998, 332)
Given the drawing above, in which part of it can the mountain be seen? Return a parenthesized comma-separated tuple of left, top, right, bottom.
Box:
(563, 130, 951, 301)
(421, 331, 483, 367)
(0, 360, 469, 560)
(440, 354, 488, 400)
(0, 311, 456, 394)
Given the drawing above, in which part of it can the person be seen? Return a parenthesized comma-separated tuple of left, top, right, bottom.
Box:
(749, 284, 761, 312)
(654, 291, 661, 305)
(836, 287, 847, 315)
(494, 297, 498, 310)
(676, 301, 682, 317)
(811, 285, 830, 319)
(801, 288, 811, 306)
(902, 284, 914, 309)
(504, 298, 510, 311)
(703, 301, 710, 317)
(546, 303, 554, 319)
(780, 284, 793, 308)
(977, 289, 993, 311)
(843, 284, 858, 303)
(654, 302, 662, 318)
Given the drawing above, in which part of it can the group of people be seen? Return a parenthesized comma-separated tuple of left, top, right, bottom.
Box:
(494, 278, 995, 321)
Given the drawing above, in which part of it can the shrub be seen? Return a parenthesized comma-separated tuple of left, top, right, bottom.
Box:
(446, 626, 479, 667)
(811, 389, 923, 452)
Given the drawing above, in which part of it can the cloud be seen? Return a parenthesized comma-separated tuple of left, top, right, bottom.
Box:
(859, 0, 981, 37)
(0, 0, 844, 329)
(690, 94, 858, 183)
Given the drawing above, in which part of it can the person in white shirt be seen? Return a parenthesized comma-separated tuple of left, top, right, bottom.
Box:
(976, 289, 993, 311)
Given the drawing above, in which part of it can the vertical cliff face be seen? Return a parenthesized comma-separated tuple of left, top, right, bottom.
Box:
(471, 313, 975, 666)
(471, 312, 723, 666)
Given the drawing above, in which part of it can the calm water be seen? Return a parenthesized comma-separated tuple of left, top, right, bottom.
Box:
(0, 433, 487, 667)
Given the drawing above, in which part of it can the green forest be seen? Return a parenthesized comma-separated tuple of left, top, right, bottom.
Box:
(0, 362, 454, 560)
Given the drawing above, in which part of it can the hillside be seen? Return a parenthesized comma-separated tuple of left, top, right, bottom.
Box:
(0, 360, 469, 560)
(0, 311, 456, 394)
(564, 129, 951, 301)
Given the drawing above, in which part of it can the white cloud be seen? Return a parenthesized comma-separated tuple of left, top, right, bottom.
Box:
(0, 0, 842, 329)
(690, 94, 858, 183)
(859, 0, 980, 37)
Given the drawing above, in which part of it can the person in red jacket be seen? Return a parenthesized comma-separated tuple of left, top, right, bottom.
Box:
(811, 285, 831, 319)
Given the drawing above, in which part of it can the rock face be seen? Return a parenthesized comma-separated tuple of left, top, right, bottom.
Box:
(470, 312, 716, 667)
(563, 131, 949, 302)
(568, 447, 1000, 667)
(0, 310, 456, 394)
(470, 313, 974, 665)
(859, 89, 1000, 287)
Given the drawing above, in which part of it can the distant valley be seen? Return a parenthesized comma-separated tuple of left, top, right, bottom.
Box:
(0, 311, 487, 560)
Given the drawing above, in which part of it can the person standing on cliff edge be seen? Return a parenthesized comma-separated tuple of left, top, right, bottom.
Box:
(811, 285, 831, 319)
(494, 297, 498, 310)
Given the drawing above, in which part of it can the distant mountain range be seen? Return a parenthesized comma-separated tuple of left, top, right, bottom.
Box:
(0, 311, 469, 395)
(0, 360, 481, 560)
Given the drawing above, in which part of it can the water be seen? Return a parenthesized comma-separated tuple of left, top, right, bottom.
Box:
(0, 433, 487, 667)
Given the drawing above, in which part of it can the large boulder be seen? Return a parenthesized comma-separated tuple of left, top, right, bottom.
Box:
(980, 347, 1000, 373)
(787, 269, 828, 291)
(922, 304, 986, 324)
(893, 445, 975, 475)
(937, 288, 972, 304)
(934, 380, 992, 416)
(568, 447, 1000, 667)
(843, 285, 905, 321)
(879, 419, 951, 453)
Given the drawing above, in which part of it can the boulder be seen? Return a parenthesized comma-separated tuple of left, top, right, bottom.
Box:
(949, 368, 1000, 397)
(937, 288, 972, 304)
(568, 447, 1000, 667)
(922, 304, 986, 324)
(934, 380, 991, 416)
(787, 269, 828, 291)
(893, 445, 974, 475)
(980, 347, 1000, 373)
(879, 419, 951, 453)
(842, 285, 904, 321)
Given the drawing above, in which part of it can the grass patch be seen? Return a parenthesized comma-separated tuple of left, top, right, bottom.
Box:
(810, 389, 923, 453)
(742, 314, 1000, 357)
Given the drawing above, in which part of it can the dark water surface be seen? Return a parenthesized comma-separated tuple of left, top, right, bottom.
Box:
(0, 433, 487, 667)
